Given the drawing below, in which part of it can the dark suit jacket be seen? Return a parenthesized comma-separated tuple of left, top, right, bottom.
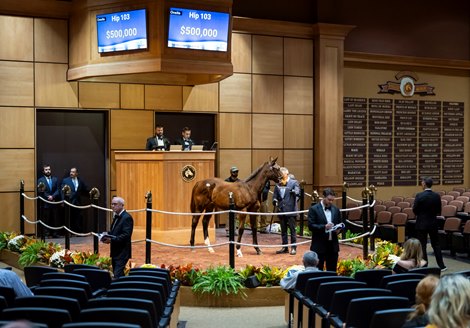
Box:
(308, 202, 342, 254)
(273, 178, 300, 213)
(109, 210, 134, 260)
(413, 189, 442, 230)
(61, 177, 88, 204)
(37, 175, 60, 208)
(174, 137, 194, 150)
(146, 135, 171, 151)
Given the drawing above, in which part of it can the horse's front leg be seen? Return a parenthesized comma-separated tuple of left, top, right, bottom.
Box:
(250, 214, 262, 255)
(190, 215, 201, 250)
(202, 214, 215, 253)
(236, 214, 246, 257)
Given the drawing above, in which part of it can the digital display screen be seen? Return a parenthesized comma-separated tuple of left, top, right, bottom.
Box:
(96, 8, 148, 53)
(168, 7, 230, 52)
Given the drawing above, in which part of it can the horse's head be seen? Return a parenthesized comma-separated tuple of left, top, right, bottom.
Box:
(268, 157, 282, 183)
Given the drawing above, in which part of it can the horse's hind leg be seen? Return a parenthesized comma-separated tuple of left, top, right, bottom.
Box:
(190, 215, 201, 250)
(250, 214, 262, 255)
(202, 214, 215, 253)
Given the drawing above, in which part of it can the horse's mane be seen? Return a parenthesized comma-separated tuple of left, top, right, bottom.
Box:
(245, 161, 267, 182)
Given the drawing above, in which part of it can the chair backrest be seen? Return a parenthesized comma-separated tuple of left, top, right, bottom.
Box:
(39, 279, 93, 298)
(348, 208, 362, 221)
(454, 269, 470, 277)
(402, 207, 415, 220)
(441, 195, 455, 203)
(404, 197, 415, 205)
(128, 268, 171, 284)
(293, 270, 337, 295)
(435, 190, 446, 197)
(408, 267, 441, 277)
(78, 307, 153, 328)
(41, 272, 87, 282)
(391, 196, 404, 204)
(63, 264, 99, 273)
(344, 296, 410, 328)
(396, 202, 410, 210)
(383, 200, 396, 209)
(385, 279, 422, 305)
(455, 196, 469, 204)
(0, 286, 16, 307)
(377, 211, 392, 225)
(354, 269, 393, 288)
(14, 295, 81, 320)
(73, 268, 112, 292)
(462, 191, 470, 198)
(86, 297, 158, 328)
(369, 308, 415, 328)
(23, 265, 59, 287)
(441, 199, 448, 207)
(374, 204, 386, 214)
(447, 190, 461, 198)
(303, 276, 353, 302)
(112, 278, 169, 300)
(117, 274, 170, 291)
(453, 187, 466, 194)
(0, 296, 8, 313)
(449, 200, 464, 211)
(315, 281, 367, 311)
(388, 206, 401, 214)
(392, 212, 408, 225)
(380, 273, 425, 288)
(441, 204, 457, 217)
(2, 307, 72, 328)
(464, 201, 470, 213)
(463, 220, 470, 234)
(442, 217, 462, 232)
(329, 288, 393, 321)
(105, 288, 165, 319)
(33, 286, 89, 308)
(63, 323, 140, 328)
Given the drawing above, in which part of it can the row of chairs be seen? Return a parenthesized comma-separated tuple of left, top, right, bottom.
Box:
(0, 265, 180, 328)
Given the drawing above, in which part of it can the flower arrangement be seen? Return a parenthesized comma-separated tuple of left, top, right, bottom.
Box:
(0, 232, 17, 251)
(166, 263, 200, 286)
(49, 249, 74, 268)
(7, 235, 29, 253)
(337, 256, 369, 277)
(19, 241, 61, 267)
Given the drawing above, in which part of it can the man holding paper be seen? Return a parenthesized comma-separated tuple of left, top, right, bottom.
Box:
(101, 196, 134, 278)
(307, 188, 343, 271)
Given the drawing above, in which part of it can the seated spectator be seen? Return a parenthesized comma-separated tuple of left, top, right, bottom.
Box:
(0, 269, 33, 297)
(402, 275, 439, 328)
(393, 238, 427, 274)
(280, 251, 319, 290)
(427, 274, 470, 328)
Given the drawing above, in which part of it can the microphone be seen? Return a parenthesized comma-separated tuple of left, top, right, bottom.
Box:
(210, 141, 218, 150)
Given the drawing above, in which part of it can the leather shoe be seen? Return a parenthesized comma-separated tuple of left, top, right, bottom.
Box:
(290, 249, 297, 255)
(276, 248, 289, 254)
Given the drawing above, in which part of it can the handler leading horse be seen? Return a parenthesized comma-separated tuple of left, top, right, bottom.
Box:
(189, 157, 282, 256)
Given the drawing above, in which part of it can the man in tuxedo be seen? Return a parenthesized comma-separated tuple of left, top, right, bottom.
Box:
(174, 126, 193, 151)
(37, 164, 61, 237)
(413, 177, 446, 271)
(145, 124, 171, 151)
(101, 196, 134, 278)
(308, 188, 343, 271)
(61, 167, 88, 233)
(273, 167, 300, 255)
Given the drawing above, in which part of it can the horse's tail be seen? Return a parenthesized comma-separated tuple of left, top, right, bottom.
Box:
(191, 180, 217, 213)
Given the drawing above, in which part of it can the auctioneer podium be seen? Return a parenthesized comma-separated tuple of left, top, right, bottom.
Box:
(114, 151, 216, 244)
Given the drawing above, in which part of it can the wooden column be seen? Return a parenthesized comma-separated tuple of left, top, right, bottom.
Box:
(313, 23, 355, 192)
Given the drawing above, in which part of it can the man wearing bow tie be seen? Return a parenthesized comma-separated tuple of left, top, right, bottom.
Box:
(101, 196, 134, 278)
(61, 167, 88, 233)
(174, 126, 194, 151)
(37, 164, 61, 237)
(146, 124, 171, 151)
(308, 188, 342, 271)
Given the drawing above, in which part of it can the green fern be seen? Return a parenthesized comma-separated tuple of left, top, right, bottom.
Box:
(19, 241, 47, 267)
(192, 266, 246, 297)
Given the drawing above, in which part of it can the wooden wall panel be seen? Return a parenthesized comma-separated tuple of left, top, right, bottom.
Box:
(252, 114, 283, 148)
(121, 84, 144, 109)
(284, 115, 313, 148)
(218, 149, 252, 178)
(219, 73, 252, 113)
(284, 77, 313, 114)
(145, 85, 182, 110)
(79, 82, 119, 109)
(232, 33, 252, 73)
(284, 149, 313, 184)
(182, 84, 218, 112)
(0, 192, 36, 234)
(252, 75, 283, 113)
(34, 18, 68, 63)
(110, 110, 153, 149)
(110, 151, 116, 192)
(284, 38, 313, 77)
(219, 113, 251, 148)
(0, 149, 34, 192)
(252, 149, 284, 168)
(0, 15, 33, 61)
(35, 63, 78, 108)
(252, 35, 283, 75)
(0, 61, 33, 106)
(0, 107, 34, 148)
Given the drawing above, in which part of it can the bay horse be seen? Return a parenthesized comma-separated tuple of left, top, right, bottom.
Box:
(189, 157, 282, 256)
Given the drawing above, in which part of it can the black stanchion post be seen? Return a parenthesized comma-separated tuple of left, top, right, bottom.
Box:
(19, 180, 25, 235)
(90, 188, 100, 254)
(342, 182, 348, 240)
(361, 187, 369, 259)
(368, 185, 376, 251)
(145, 191, 152, 264)
(37, 182, 46, 242)
(63, 185, 71, 250)
(229, 192, 235, 269)
(299, 180, 305, 236)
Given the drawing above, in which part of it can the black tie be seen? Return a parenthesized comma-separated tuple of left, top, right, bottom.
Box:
(111, 215, 120, 230)
(325, 206, 330, 211)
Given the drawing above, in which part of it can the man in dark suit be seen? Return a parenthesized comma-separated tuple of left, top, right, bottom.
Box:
(174, 126, 194, 151)
(145, 124, 171, 151)
(61, 167, 88, 233)
(101, 196, 134, 278)
(413, 177, 446, 271)
(308, 188, 343, 271)
(273, 167, 300, 255)
(37, 164, 61, 237)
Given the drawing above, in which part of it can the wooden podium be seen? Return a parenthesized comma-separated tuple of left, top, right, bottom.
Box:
(114, 151, 216, 244)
